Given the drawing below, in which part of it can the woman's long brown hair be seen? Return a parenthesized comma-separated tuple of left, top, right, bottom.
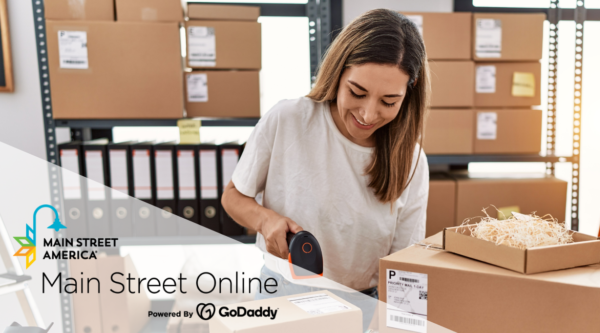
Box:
(306, 9, 429, 204)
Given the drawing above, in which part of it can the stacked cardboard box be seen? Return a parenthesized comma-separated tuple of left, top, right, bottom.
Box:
(184, 4, 261, 118)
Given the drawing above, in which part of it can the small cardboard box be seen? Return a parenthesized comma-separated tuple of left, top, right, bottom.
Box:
(473, 109, 542, 154)
(208, 290, 363, 333)
(429, 61, 474, 108)
(426, 174, 456, 238)
(185, 20, 261, 70)
(472, 13, 545, 61)
(444, 225, 600, 274)
(184, 70, 260, 118)
(46, 21, 183, 119)
(474, 62, 541, 107)
(188, 4, 260, 21)
(424, 109, 474, 154)
(380, 232, 600, 333)
(401, 12, 471, 60)
(115, 0, 184, 22)
(45, 0, 114, 21)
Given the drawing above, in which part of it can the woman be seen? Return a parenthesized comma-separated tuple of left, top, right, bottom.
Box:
(222, 8, 429, 325)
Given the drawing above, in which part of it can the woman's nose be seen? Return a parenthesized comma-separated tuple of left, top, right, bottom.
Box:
(359, 99, 379, 124)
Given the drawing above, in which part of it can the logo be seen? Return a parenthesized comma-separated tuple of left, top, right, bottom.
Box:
(13, 204, 67, 268)
(196, 303, 216, 320)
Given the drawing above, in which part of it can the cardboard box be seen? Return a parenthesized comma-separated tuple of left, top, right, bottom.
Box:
(474, 62, 541, 107)
(473, 109, 542, 154)
(45, 0, 114, 21)
(453, 173, 568, 225)
(444, 225, 600, 274)
(426, 174, 456, 238)
(46, 21, 184, 119)
(208, 290, 363, 333)
(380, 233, 600, 333)
(188, 4, 260, 21)
(429, 61, 474, 108)
(184, 70, 260, 118)
(473, 13, 545, 61)
(401, 12, 471, 60)
(185, 21, 261, 70)
(115, 0, 184, 22)
(70, 258, 104, 333)
(424, 109, 474, 154)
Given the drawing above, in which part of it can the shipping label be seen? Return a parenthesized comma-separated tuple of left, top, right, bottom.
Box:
(187, 73, 208, 102)
(58, 31, 89, 69)
(386, 269, 428, 333)
(406, 15, 423, 36)
(289, 294, 351, 315)
(476, 65, 496, 93)
(188, 26, 217, 67)
(475, 19, 502, 58)
(477, 112, 498, 140)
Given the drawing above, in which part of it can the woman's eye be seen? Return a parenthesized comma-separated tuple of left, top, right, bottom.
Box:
(382, 101, 396, 108)
(349, 89, 366, 99)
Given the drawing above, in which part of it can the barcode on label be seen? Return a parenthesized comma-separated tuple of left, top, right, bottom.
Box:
(401, 277, 419, 283)
(390, 315, 425, 326)
(419, 291, 427, 300)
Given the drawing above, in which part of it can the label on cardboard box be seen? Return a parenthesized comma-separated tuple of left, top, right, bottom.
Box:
(58, 31, 89, 69)
(477, 112, 498, 140)
(188, 27, 217, 67)
(475, 19, 502, 58)
(476, 65, 496, 93)
(512, 72, 536, 97)
(386, 269, 428, 333)
(289, 293, 351, 315)
(406, 15, 423, 35)
(187, 74, 209, 102)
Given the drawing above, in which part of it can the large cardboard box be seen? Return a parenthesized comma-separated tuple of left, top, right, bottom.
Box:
(473, 109, 542, 154)
(474, 62, 541, 107)
(45, 0, 114, 21)
(188, 4, 260, 21)
(184, 70, 260, 118)
(424, 109, 473, 154)
(426, 174, 456, 238)
(473, 13, 545, 61)
(208, 290, 363, 333)
(380, 232, 600, 333)
(46, 21, 184, 119)
(453, 173, 568, 225)
(185, 21, 261, 70)
(429, 61, 474, 108)
(401, 12, 471, 60)
(115, 0, 184, 22)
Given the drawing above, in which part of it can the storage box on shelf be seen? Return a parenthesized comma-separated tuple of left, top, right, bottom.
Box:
(115, 0, 184, 22)
(424, 109, 474, 155)
(44, 0, 115, 21)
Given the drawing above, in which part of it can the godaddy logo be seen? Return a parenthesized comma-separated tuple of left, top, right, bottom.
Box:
(13, 205, 67, 268)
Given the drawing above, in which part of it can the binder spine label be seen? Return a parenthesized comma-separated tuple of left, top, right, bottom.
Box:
(85, 151, 106, 201)
(60, 149, 82, 200)
(109, 150, 129, 199)
(200, 150, 218, 199)
(177, 150, 196, 199)
(133, 149, 152, 199)
(221, 149, 239, 187)
(155, 151, 175, 200)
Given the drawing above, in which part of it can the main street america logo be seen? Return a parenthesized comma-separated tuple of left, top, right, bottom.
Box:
(13, 204, 66, 268)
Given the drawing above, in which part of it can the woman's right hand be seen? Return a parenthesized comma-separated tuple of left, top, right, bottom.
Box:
(259, 210, 304, 260)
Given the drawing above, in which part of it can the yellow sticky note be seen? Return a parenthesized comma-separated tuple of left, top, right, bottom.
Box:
(512, 72, 535, 97)
(497, 206, 520, 220)
(178, 119, 201, 144)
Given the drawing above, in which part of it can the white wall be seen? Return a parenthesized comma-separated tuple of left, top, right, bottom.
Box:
(343, 0, 454, 25)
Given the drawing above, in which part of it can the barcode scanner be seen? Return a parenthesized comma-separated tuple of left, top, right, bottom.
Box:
(286, 231, 323, 279)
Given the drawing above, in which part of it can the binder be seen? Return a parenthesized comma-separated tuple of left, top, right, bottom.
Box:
(198, 144, 221, 232)
(58, 141, 88, 238)
(153, 142, 178, 236)
(82, 139, 112, 237)
(107, 142, 135, 237)
(175, 144, 200, 236)
(218, 142, 245, 236)
(130, 142, 156, 236)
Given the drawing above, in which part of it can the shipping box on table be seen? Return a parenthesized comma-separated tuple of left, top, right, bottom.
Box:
(473, 109, 542, 154)
(188, 4, 260, 21)
(207, 290, 363, 333)
(45, 0, 114, 21)
(424, 109, 474, 154)
(429, 61, 474, 108)
(472, 13, 545, 61)
(46, 21, 183, 119)
(115, 0, 184, 22)
(426, 174, 456, 238)
(453, 173, 568, 225)
(474, 62, 541, 107)
(184, 70, 260, 117)
(400, 12, 471, 60)
(379, 232, 600, 333)
(444, 225, 600, 274)
(185, 20, 261, 70)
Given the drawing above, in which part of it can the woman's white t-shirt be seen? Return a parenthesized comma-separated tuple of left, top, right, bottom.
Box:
(231, 97, 429, 291)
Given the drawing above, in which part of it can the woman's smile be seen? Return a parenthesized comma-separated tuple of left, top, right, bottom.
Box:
(351, 113, 375, 130)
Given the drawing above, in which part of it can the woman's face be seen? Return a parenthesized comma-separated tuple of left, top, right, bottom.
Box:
(333, 63, 410, 147)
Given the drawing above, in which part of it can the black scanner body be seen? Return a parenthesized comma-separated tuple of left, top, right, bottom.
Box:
(287, 231, 323, 279)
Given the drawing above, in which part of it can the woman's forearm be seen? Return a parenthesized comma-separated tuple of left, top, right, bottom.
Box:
(221, 180, 271, 233)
